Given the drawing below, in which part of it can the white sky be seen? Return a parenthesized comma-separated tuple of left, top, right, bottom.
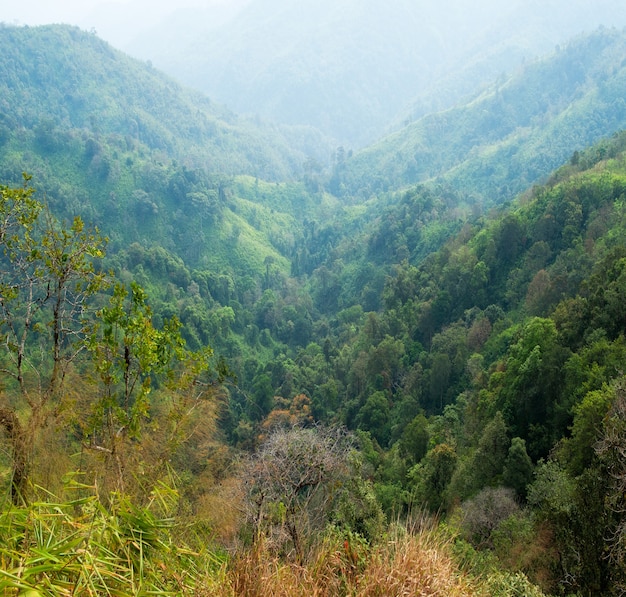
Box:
(0, 0, 232, 48)
(1, 0, 122, 26)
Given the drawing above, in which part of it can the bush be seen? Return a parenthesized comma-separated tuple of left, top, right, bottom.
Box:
(460, 486, 519, 547)
(485, 571, 547, 597)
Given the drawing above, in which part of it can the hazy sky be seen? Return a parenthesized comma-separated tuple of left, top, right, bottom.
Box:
(1, 0, 125, 26)
(0, 0, 235, 47)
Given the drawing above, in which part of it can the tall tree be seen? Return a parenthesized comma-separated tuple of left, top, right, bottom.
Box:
(0, 176, 108, 503)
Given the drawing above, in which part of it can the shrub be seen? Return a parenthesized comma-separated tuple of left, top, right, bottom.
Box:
(460, 486, 519, 547)
(485, 571, 547, 597)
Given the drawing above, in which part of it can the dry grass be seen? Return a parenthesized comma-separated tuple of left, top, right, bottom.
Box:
(223, 527, 482, 597)
(0, 487, 490, 597)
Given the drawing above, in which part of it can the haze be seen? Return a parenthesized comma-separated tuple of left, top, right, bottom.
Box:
(0, 0, 246, 47)
(3, 0, 626, 145)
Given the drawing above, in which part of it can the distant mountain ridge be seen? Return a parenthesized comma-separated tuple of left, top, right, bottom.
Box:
(125, 0, 626, 146)
(339, 28, 626, 206)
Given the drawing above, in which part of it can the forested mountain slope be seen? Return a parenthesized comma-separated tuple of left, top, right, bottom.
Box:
(0, 24, 337, 304)
(126, 0, 626, 145)
(340, 28, 626, 205)
(277, 130, 626, 594)
(0, 23, 329, 180)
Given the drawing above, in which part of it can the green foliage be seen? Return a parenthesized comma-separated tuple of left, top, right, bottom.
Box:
(332, 472, 386, 543)
(496, 318, 569, 459)
(0, 25, 312, 181)
(595, 378, 626, 587)
(356, 391, 391, 446)
(502, 437, 534, 499)
(86, 283, 184, 441)
(558, 384, 615, 475)
(0, 484, 225, 595)
(408, 443, 457, 513)
(527, 459, 616, 594)
(527, 460, 577, 519)
(485, 571, 548, 597)
(398, 413, 430, 466)
(449, 412, 510, 501)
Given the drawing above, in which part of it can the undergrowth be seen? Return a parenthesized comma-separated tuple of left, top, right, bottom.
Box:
(0, 486, 548, 596)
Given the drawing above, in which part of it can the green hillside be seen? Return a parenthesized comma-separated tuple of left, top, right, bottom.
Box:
(0, 23, 330, 180)
(0, 24, 339, 307)
(341, 28, 626, 205)
(3, 22, 626, 595)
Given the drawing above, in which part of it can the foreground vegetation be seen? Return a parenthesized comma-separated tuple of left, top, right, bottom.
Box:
(0, 177, 548, 595)
(4, 23, 626, 596)
(0, 486, 544, 596)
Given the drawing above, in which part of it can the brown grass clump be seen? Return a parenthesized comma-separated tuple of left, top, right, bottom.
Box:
(225, 527, 481, 597)
(356, 532, 478, 596)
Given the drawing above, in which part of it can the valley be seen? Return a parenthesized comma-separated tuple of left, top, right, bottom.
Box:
(1, 14, 626, 594)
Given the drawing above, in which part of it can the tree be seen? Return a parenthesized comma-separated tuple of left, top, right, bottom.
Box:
(0, 177, 223, 503)
(357, 391, 391, 446)
(429, 352, 452, 411)
(0, 176, 108, 503)
(474, 412, 510, 488)
(595, 377, 626, 587)
(448, 412, 510, 502)
(242, 425, 352, 561)
(527, 459, 612, 594)
(496, 317, 568, 459)
(408, 443, 457, 512)
(251, 373, 274, 421)
(461, 486, 520, 548)
(503, 437, 534, 499)
(399, 413, 430, 466)
(83, 281, 215, 492)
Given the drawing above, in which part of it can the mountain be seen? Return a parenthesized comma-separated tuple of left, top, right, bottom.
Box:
(4, 24, 626, 322)
(0, 24, 338, 301)
(0, 23, 330, 181)
(4, 20, 626, 595)
(124, 0, 626, 146)
(339, 28, 626, 206)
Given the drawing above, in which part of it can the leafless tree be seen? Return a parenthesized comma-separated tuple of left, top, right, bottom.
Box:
(595, 377, 626, 583)
(241, 424, 352, 562)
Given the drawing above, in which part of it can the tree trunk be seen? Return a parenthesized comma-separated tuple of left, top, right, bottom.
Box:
(0, 406, 28, 504)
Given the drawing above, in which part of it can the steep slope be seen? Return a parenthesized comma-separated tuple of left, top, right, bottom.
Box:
(244, 131, 626, 593)
(0, 24, 337, 317)
(0, 23, 328, 180)
(339, 28, 626, 205)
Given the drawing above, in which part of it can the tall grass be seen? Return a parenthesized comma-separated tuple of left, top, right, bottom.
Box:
(0, 487, 547, 596)
(0, 482, 225, 596)
(226, 525, 482, 597)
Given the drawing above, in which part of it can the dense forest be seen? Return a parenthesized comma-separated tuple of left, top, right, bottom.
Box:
(2, 21, 626, 596)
